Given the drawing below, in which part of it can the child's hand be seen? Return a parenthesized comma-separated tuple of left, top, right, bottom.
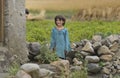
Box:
(53, 48, 55, 51)
(64, 50, 68, 56)
(49, 47, 55, 52)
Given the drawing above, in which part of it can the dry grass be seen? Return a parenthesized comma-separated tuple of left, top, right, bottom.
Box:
(25, 0, 120, 10)
(72, 7, 120, 21)
(25, 0, 120, 21)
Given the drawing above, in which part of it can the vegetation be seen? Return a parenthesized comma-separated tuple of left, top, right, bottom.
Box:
(26, 0, 120, 11)
(34, 43, 59, 63)
(26, 20, 120, 44)
(70, 70, 87, 78)
(70, 60, 88, 78)
(26, 0, 120, 21)
(8, 62, 20, 76)
(26, 0, 120, 43)
(26, 3, 120, 77)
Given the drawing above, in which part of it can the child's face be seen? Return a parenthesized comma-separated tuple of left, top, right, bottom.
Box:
(56, 19, 64, 26)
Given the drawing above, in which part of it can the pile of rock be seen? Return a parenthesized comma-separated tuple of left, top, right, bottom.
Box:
(72, 34, 120, 77)
(16, 63, 55, 78)
(24, 34, 120, 78)
(16, 59, 70, 78)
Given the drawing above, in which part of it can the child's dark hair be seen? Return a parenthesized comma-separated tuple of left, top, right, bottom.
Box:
(55, 15, 66, 26)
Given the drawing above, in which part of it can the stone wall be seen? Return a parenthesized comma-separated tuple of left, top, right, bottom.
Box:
(71, 34, 120, 77)
(0, 0, 28, 72)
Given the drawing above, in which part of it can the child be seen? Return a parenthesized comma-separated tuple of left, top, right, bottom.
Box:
(50, 15, 71, 59)
(25, 8, 29, 18)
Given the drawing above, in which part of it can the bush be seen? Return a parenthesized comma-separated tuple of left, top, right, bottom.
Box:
(34, 43, 59, 63)
(71, 70, 87, 78)
(8, 62, 20, 76)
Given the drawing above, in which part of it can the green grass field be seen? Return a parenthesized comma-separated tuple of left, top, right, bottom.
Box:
(26, 20, 120, 44)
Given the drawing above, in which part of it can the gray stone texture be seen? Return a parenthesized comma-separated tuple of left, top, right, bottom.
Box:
(4, 0, 28, 63)
(0, 0, 28, 72)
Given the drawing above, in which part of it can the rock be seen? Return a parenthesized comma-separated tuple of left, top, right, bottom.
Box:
(113, 60, 120, 67)
(102, 74, 109, 78)
(39, 64, 58, 73)
(87, 63, 101, 73)
(28, 42, 40, 55)
(71, 43, 77, 49)
(70, 66, 82, 72)
(80, 39, 89, 46)
(109, 74, 113, 78)
(74, 42, 83, 47)
(92, 35, 102, 42)
(85, 56, 100, 63)
(27, 42, 41, 61)
(107, 35, 119, 43)
(50, 59, 70, 78)
(111, 68, 117, 74)
(80, 51, 91, 56)
(66, 51, 76, 64)
(116, 65, 120, 70)
(0, 47, 10, 72)
(16, 70, 32, 78)
(110, 42, 119, 52)
(97, 45, 111, 55)
(82, 41, 95, 54)
(104, 62, 111, 66)
(115, 49, 120, 57)
(92, 42, 102, 50)
(102, 74, 113, 78)
(117, 70, 120, 73)
(0, 55, 5, 62)
(20, 63, 40, 72)
(102, 67, 111, 74)
(100, 55, 112, 62)
(73, 58, 83, 66)
(75, 46, 83, 51)
(20, 63, 40, 78)
(101, 39, 111, 47)
(39, 68, 55, 78)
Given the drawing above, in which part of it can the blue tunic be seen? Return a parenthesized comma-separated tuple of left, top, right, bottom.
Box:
(50, 27, 71, 58)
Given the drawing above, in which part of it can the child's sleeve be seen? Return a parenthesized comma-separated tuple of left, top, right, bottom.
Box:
(65, 29, 71, 52)
(49, 29, 56, 50)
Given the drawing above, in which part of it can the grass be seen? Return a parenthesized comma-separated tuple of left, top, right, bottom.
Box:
(26, 20, 120, 44)
(8, 62, 20, 76)
(28, 9, 77, 20)
(26, 0, 120, 11)
(46, 10, 76, 19)
(34, 43, 59, 63)
(71, 70, 87, 78)
(26, 0, 120, 21)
